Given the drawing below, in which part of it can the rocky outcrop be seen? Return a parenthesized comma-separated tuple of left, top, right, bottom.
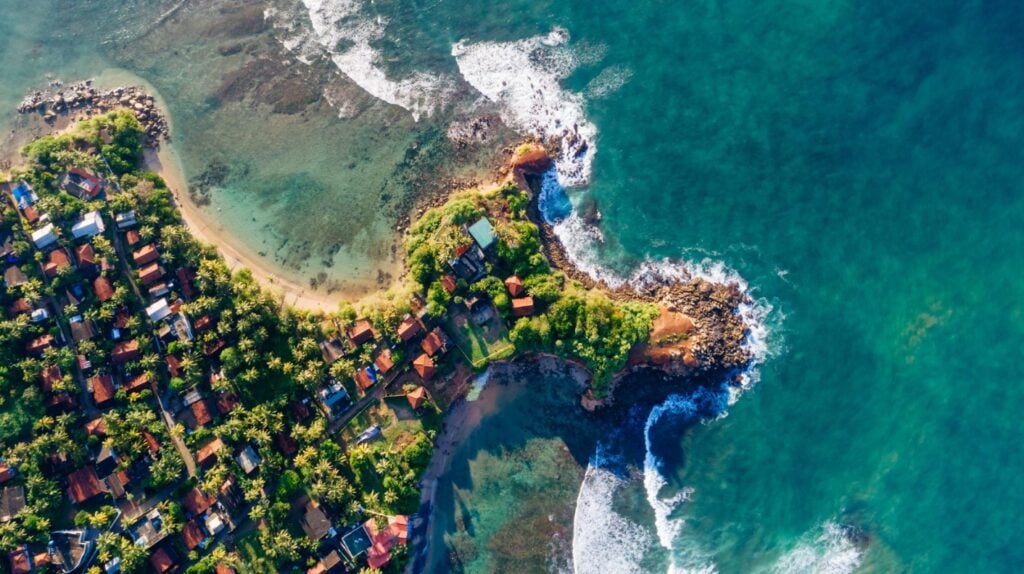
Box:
(18, 81, 170, 147)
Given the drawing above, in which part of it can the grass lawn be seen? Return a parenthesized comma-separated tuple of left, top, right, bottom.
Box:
(443, 306, 514, 368)
(237, 530, 279, 574)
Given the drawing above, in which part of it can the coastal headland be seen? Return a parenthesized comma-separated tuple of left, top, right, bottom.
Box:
(0, 88, 754, 572)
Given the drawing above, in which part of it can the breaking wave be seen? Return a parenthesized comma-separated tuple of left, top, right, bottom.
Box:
(266, 0, 456, 120)
(452, 28, 599, 194)
(770, 522, 864, 574)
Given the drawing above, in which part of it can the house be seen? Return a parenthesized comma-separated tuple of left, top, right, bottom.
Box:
(25, 334, 54, 355)
(197, 438, 224, 469)
(182, 488, 215, 516)
(218, 476, 245, 517)
(0, 461, 15, 484)
(115, 211, 136, 229)
(182, 519, 207, 550)
(69, 316, 97, 343)
(125, 229, 141, 246)
(3, 265, 28, 288)
(138, 263, 164, 286)
(0, 485, 26, 522)
(148, 282, 170, 298)
(374, 348, 395, 375)
(95, 446, 119, 478)
(413, 353, 436, 380)
(93, 276, 115, 302)
(276, 432, 298, 457)
(193, 315, 214, 333)
(505, 275, 525, 297)
(61, 167, 104, 199)
(9, 180, 36, 208)
(124, 373, 150, 394)
(166, 355, 183, 378)
(48, 529, 99, 573)
(142, 431, 161, 457)
(90, 374, 115, 408)
(84, 418, 107, 438)
(235, 446, 261, 475)
(512, 296, 535, 317)
(448, 243, 486, 281)
(22, 205, 39, 224)
(396, 315, 422, 342)
(71, 211, 105, 240)
(129, 508, 166, 548)
(318, 380, 351, 419)
(40, 364, 62, 392)
(364, 515, 410, 570)
(31, 223, 58, 249)
(348, 319, 374, 346)
(406, 386, 429, 410)
(43, 248, 72, 278)
(467, 217, 496, 251)
(215, 392, 239, 416)
(191, 399, 214, 428)
(205, 512, 226, 538)
(75, 243, 96, 270)
(30, 307, 49, 323)
(7, 297, 32, 317)
(440, 274, 457, 294)
(340, 522, 373, 561)
(353, 366, 377, 391)
(300, 500, 332, 541)
(146, 298, 171, 322)
(7, 546, 31, 574)
(111, 339, 140, 364)
(66, 466, 104, 504)
(148, 546, 178, 574)
(132, 244, 159, 266)
(175, 268, 196, 299)
(307, 551, 344, 574)
(420, 327, 448, 357)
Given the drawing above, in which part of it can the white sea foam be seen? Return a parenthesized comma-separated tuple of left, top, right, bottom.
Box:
(585, 65, 635, 99)
(267, 0, 455, 120)
(770, 522, 863, 574)
(453, 29, 598, 193)
(572, 464, 653, 574)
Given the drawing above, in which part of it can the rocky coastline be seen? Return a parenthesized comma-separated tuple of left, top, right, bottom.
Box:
(509, 143, 754, 409)
(18, 80, 169, 147)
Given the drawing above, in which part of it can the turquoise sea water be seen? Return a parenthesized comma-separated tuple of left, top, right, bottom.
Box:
(3, 1, 1024, 572)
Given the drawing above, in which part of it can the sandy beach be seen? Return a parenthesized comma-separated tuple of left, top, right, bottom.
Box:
(144, 145, 355, 313)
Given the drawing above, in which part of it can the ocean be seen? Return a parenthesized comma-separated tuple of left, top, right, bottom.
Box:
(3, 0, 1024, 572)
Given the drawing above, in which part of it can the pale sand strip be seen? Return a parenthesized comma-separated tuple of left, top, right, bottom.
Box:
(144, 146, 350, 313)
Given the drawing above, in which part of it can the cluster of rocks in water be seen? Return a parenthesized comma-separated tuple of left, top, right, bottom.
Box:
(18, 80, 169, 147)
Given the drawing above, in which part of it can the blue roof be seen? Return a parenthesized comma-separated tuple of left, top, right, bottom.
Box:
(11, 181, 33, 208)
(468, 218, 496, 250)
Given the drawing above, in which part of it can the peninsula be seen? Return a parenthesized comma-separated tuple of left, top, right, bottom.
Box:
(0, 100, 751, 573)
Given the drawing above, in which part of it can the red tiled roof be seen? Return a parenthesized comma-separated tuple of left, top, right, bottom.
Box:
(413, 354, 435, 380)
(176, 267, 196, 299)
(132, 244, 159, 266)
(276, 432, 298, 456)
(93, 276, 115, 302)
(420, 329, 445, 356)
(441, 274, 457, 294)
(182, 519, 206, 549)
(166, 355, 183, 377)
(41, 364, 62, 393)
(44, 248, 71, 278)
(143, 430, 161, 455)
(197, 438, 224, 468)
(215, 565, 236, 574)
(0, 463, 14, 484)
(76, 243, 96, 268)
(397, 316, 421, 342)
(389, 514, 410, 544)
(511, 296, 535, 317)
(216, 393, 239, 415)
(354, 368, 375, 391)
(90, 374, 115, 406)
(374, 349, 395, 374)
(139, 263, 163, 285)
(182, 488, 215, 516)
(22, 205, 38, 224)
(67, 466, 104, 503)
(149, 547, 176, 574)
(407, 386, 428, 410)
(26, 334, 54, 354)
(191, 399, 213, 427)
(504, 275, 525, 297)
(124, 372, 150, 393)
(7, 298, 31, 316)
(348, 319, 374, 345)
(112, 339, 140, 364)
(203, 339, 225, 357)
(193, 315, 214, 333)
(126, 229, 141, 246)
(84, 418, 107, 437)
(8, 547, 30, 574)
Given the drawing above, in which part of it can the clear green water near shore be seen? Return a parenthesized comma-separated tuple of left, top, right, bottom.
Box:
(4, 1, 1024, 573)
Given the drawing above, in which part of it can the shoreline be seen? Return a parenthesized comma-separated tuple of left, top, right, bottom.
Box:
(143, 146, 356, 313)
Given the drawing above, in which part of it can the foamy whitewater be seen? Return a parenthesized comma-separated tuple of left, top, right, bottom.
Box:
(266, 0, 455, 120)
(768, 522, 864, 574)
